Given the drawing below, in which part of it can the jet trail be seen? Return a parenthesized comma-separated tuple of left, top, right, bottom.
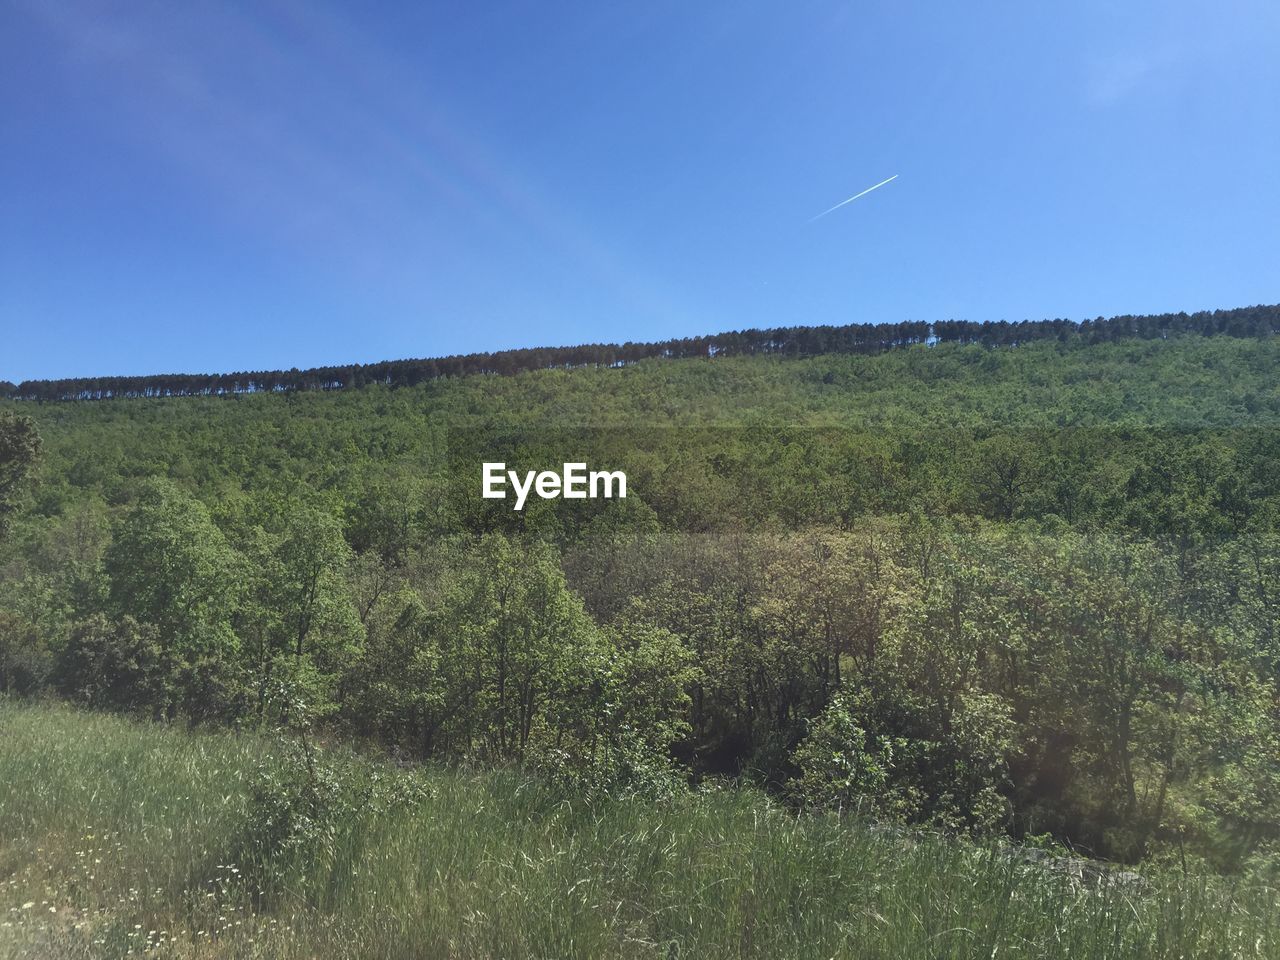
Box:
(809, 174, 898, 222)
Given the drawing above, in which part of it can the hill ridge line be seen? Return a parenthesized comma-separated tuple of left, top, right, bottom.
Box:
(6, 303, 1277, 402)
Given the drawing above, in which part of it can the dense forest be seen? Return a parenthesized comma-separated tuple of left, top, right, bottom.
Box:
(4, 302, 1277, 401)
(2, 329, 1280, 881)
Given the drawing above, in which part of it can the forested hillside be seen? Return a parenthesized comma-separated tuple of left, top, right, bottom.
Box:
(2, 332, 1279, 881)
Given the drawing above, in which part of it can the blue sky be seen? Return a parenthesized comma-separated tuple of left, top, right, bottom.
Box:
(2, 1, 1278, 381)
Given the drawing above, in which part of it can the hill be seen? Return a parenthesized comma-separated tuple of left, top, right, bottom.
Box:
(0, 330, 1278, 896)
(5, 335, 1280, 539)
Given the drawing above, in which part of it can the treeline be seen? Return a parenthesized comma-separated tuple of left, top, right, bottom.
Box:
(6, 303, 1278, 402)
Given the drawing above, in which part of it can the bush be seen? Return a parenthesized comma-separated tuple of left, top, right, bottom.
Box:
(55, 614, 175, 717)
(0, 609, 52, 695)
(243, 736, 353, 874)
(529, 732, 686, 803)
(239, 729, 426, 893)
(788, 690, 1013, 835)
(787, 695, 894, 817)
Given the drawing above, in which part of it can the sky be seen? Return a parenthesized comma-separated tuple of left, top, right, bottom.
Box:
(2, 0, 1279, 382)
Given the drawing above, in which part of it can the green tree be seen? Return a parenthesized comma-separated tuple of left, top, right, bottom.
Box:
(103, 479, 243, 717)
(235, 501, 362, 721)
(443, 536, 601, 761)
(0, 412, 41, 537)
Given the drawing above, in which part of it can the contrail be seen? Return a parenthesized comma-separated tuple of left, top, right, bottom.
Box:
(809, 174, 898, 222)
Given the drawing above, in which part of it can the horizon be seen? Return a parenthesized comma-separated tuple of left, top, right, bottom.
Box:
(5, 301, 1275, 391)
(4, 1, 1279, 382)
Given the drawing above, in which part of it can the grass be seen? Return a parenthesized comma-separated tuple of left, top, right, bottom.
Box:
(1, 699, 1276, 959)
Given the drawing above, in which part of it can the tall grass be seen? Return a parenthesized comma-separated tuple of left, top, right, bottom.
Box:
(1, 699, 1276, 959)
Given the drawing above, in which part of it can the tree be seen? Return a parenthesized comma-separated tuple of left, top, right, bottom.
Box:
(788, 688, 1013, 835)
(788, 694, 893, 817)
(342, 585, 448, 755)
(103, 479, 243, 717)
(235, 500, 362, 721)
(0, 609, 51, 695)
(0, 412, 41, 538)
(442, 536, 601, 761)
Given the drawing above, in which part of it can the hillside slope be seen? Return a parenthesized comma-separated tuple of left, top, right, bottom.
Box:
(0, 334, 1278, 887)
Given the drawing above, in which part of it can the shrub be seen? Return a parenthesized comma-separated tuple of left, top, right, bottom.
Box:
(528, 731, 686, 803)
(787, 695, 894, 817)
(788, 690, 1013, 835)
(0, 609, 52, 695)
(239, 729, 426, 893)
(55, 614, 175, 717)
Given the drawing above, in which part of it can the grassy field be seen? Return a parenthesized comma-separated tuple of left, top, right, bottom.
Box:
(0, 699, 1276, 960)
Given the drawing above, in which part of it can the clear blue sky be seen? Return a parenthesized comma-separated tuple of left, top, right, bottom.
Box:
(3, 1, 1278, 382)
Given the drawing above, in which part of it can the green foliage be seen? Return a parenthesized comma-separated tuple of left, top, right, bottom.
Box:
(4, 700, 1280, 960)
(104, 479, 240, 661)
(0, 410, 41, 537)
(55, 614, 174, 716)
(239, 729, 426, 898)
(0, 337, 1278, 871)
(342, 584, 446, 753)
(529, 731, 687, 802)
(788, 694, 893, 816)
(234, 499, 362, 722)
(789, 689, 1014, 835)
(528, 619, 698, 802)
(0, 608, 52, 695)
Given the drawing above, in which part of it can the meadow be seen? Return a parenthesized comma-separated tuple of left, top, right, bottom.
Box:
(2, 699, 1277, 960)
